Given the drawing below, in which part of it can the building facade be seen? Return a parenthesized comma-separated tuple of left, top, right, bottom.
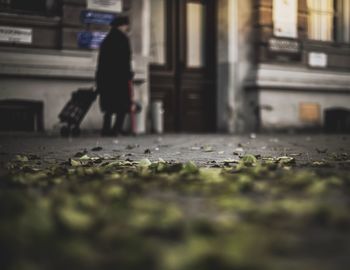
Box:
(0, 0, 349, 133)
(249, 0, 350, 132)
(0, 0, 149, 133)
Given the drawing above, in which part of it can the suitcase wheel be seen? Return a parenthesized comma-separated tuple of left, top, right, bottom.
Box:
(71, 127, 81, 137)
(60, 126, 70, 137)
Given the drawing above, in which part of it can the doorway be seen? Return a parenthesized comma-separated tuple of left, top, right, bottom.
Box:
(150, 0, 217, 132)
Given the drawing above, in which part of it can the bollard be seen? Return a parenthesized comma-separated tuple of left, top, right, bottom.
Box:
(151, 101, 164, 134)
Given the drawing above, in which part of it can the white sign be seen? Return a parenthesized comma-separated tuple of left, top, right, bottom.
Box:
(87, 0, 123, 13)
(308, 52, 328, 68)
(0, 26, 32, 44)
(273, 0, 298, 38)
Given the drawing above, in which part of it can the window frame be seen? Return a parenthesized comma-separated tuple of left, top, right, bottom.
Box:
(0, 0, 61, 17)
(334, 0, 350, 44)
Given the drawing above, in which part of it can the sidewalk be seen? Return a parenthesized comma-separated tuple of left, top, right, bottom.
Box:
(1, 133, 350, 270)
(1, 133, 349, 167)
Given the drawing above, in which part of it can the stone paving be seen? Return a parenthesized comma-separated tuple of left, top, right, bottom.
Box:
(1, 133, 349, 167)
(1, 133, 350, 270)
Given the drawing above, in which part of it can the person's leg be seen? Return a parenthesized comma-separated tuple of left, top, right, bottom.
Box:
(112, 111, 127, 135)
(101, 112, 112, 135)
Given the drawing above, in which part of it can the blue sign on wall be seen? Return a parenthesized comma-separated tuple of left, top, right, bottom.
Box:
(78, 31, 107, 49)
(81, 10, 116, 25)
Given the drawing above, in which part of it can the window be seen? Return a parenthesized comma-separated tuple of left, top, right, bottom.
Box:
(0, 0, 10, 9)
(150, 0, 166, 65)
(336, 0, 350, 43)
(0, 0, 60, 16)
(273, 0, 298, 38)
(186, 2, 206, 68)
(307, 0, 334, 41)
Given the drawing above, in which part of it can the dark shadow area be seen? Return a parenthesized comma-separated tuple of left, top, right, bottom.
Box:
(0, 99, 44, 132)
(324, 108, 350, 133)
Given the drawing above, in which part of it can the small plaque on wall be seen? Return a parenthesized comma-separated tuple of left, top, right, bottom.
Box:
(308, 52, 328, 68)
(268, 38, 300, 53)
(81, 10, 116, 25)
(87, 0, 123, 13)
(299, 103, 321, 123)
(0, 26, 32, 44)
(78, 31, 107, 49)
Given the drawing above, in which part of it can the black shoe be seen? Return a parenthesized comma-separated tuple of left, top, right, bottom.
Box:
(101, 129, 114, 137)
(114, 130, 129, 137)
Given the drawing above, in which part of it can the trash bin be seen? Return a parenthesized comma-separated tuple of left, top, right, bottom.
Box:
(151, 101, 164, 134)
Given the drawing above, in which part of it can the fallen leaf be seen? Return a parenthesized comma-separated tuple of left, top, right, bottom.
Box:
(182, 161, 199, 174)
(202, 146, 214, 152)
(240, 155, 257, 166)
(138, 159, 152, 168)
(289, 153, 302, 157)
(70, 159, 82, 167)
(15, 155, 29, 162)
(74, 150, 88, 158)
(277, 156, 296, 165)
(312, 161, 331, 167)
(58, 207, 94, 232)
(234, 148, 244, 153)
(79, 155, 91, 160)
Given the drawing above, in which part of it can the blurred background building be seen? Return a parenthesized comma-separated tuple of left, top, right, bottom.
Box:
(0, 0, 349, 133)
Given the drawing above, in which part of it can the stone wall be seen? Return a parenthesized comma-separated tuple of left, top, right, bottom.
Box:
(217, 0, 254, 133)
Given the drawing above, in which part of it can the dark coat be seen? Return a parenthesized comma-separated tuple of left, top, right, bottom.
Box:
(96, 28, 133, 113)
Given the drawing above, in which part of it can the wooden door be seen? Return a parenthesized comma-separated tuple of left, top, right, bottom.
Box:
(150, 0, 217, 132)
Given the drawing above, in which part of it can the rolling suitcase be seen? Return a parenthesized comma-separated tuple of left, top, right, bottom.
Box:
(59, 88, 97, 137)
